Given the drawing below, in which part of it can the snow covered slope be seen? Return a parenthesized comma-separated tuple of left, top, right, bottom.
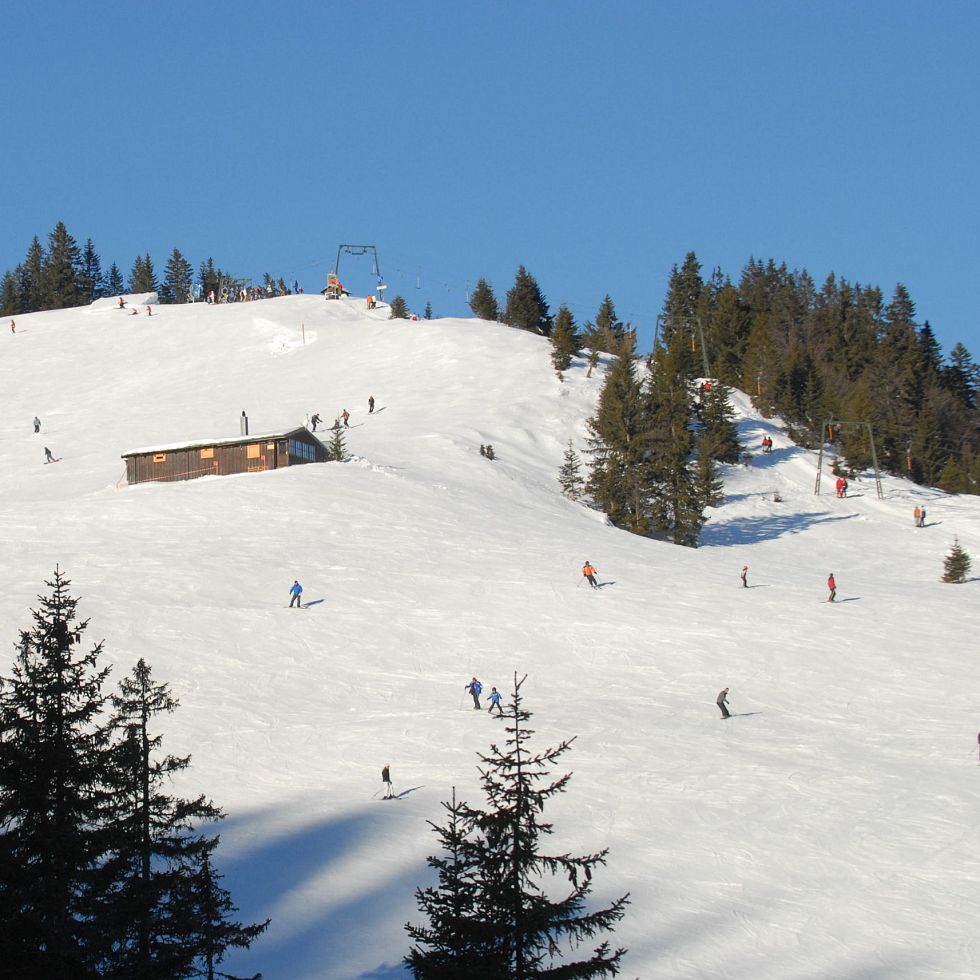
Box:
(2, 295, 978, 979)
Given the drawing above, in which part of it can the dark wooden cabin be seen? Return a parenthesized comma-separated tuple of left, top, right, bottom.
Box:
(122, 428, 328, 485)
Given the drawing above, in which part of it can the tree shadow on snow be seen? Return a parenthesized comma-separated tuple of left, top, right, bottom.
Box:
(214, 803, 419, 979)
(701, 511, 857, 547)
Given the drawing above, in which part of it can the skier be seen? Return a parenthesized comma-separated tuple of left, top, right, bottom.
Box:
(33, 416, 41, 433)
(835, 477, 845, 498)
(10, 319, 15, 333)
(919, 506, 927, 528)
(465, 676, 483, 710)
(488, 687, 503, 715)
(740, 565, 748, 588)
(288, 579, 303, 608)
(827, 572, 837, 602)
(382, 763, 394, 799)
(717, 688, 731, 719)
(913, 505, 921, 526)
(341, 408, 350, 428)
(841, 478, 848, 497)
(118, 296, 126, 308)
(582, 561, 599, 589)
(44, 447, 55, 464)
(368, 395, 375, 414)
(311, 413, 322, 432)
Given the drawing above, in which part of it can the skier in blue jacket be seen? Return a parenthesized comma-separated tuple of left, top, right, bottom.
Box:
(289, 580, 303, 608)
(487, 687, 503, 715)
(466, 676, 483, 709)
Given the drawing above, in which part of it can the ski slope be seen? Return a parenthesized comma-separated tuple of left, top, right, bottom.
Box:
(1, 295, 978, 979)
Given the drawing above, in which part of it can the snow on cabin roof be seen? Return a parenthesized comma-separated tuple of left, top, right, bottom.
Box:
(121, 428, 323, 457)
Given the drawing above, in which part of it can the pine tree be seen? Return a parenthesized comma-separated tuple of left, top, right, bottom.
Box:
(585, 334, 656, 535)
(389, 295, 410, 319)
(327, 425, 349, 462)
(199, 258, 221, 301)
(101, 658, 251, 979)
(503, 265, 551, 336)
(558, 441, 585, 499)
(424, 301, 433, 320)
(941, 539, 972, 584)
(18, 236, 46, 313)
(468, 278, 499, 321)
(161, 248, 194, 304)
(42, 221, 85, 310)
(581, 295, 624, 353)
(0, 568, 116, 978)
(697, 382, 742, 464)
(79, 238, 105, 303)
(106, 262, 125, 297)
(405, 789, 494, 979)
(549, 304, 580, 378)
(130, 254, 158, 294)
(463, 674, 628, 977)
(0, 270, 18, 315)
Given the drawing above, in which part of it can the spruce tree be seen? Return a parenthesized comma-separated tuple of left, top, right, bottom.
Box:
(161, 248, 194, 304)
(469, 675, 629, 977)
(503, 265, 551, 336)
(327, 425, 349, 462)
(18, 236, 46, 312)
(581, 295, 623, 353)
(79, 238, 105, 303)
(106, 262, 125, 297)
(0, 568, 116, 978)
(468, 278, 499, 321)
(130, 254, 158, 294)
(42, 221, 85, 310)
(405, 790, 494, 979)
(0, 270, 18, 315)
(389, 295, 410, 319)
(698, 382, 742, 464)
(199, 258, 221, 301)
(558, 441, 585, 499)
(549, 304, 580, 378)
(424, 301, 433, 320)
(941, 539, 972, 584)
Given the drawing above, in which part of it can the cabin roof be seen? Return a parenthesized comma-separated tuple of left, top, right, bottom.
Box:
(121, 427, 323, 458)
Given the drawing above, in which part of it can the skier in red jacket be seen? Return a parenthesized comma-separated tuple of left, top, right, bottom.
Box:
(827, 573, 837, 602)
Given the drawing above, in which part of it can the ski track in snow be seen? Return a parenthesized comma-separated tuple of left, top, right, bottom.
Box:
(1, 295, 978, 979)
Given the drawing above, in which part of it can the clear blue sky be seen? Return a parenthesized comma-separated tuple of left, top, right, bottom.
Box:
(2, 0, 977, 357)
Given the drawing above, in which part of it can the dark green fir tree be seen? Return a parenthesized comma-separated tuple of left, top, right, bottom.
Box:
(389, 295, 410, 319)
(558, 440, 585, 500)
(79, 238, 105, 303)
(941, 538, 972, 584)
(424, 301, 433, 320)
(130, 253, 158, 294)
(468, 278, 499, 321)
(327, 425, 350, 462)
(106, 262, 125, 297)
(549, 304, 580, 378)
(17, 236, 46, 313)
(503, 265, 551, 336)
(42, 221, 85, 310)
(160, 248, 194, 305)
(0, 270, 18, 315)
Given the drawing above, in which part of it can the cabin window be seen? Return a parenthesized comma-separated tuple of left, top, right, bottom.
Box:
(152, 453, 166, 463)
(247, 444, 261, 459)
(288, 438, 316, 461)
(200, 447, 214, 459)
(266, 443, 275, 450)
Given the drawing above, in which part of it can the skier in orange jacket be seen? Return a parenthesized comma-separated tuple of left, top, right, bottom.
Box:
(582, 562, 599, 589)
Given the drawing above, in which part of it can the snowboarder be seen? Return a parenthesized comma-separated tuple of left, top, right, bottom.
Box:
(341, 409, 350, 428)
(382, 763, 394, 799)
(33, 416, 41, 433)
(488, 687, 503, 715)
(740, 565, 748, 588)
(913, 505, 921, 526)
(582, 561, 599, 589)
(827, 572, 837, 602)
(717, 688, 731, 719)
(44, 447, 55, 464)
(289, 579, 304, 608)
(368, 395, 375, 414)
(311, 413, 322, 432)
(465, 676, 482, 709)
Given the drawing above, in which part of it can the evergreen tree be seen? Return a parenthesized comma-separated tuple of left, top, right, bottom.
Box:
(18, 236, 46, 313)
(424, 301, 433, 320)
(503, 266, 551, 336)
(405, 789, 494, 979)
(468, 278, 499, 321)
(199, 259, 221, 301)
(79, 238, 105, 303)
(661, 252, 706, 356)
(327, 425, 349, 462)
(42, 221, 85, 310)
(389, 295, 410, 319)
(101, 658, 254, 979)
(558, 441, 585, 499)
(580, 295, 624, 354)
(941, 539, 972, 584)
(697, 382, 742, 464)
(549, 304, 580, 378)
(0, 568, 116, 978)
(943, 342, 979, 410)
(130, 254, 158, 294)
(0, 270, 18, 315)
(161, 248, 194, 305)
(585, 334, 656, 535)
(106, 262, 125, 297)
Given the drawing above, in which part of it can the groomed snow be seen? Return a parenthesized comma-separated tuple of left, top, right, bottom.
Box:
(2, 294, 978, 979)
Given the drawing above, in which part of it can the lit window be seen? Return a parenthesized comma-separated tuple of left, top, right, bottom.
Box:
(247, 444, 260, 459)
(200, 447, 214, 459)
(153, 453, 166, 463)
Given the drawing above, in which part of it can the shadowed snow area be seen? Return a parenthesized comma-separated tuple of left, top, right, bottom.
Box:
(2, 294, 978, 979)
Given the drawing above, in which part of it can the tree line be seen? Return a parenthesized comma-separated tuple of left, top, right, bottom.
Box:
(0, 221, 290, 314)
(0, 569, 266, 978)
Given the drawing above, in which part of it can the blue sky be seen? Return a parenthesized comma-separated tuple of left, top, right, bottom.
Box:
(2, 0, 977, 357)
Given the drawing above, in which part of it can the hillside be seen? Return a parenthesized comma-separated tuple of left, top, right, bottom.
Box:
(2, 295, 979, 979)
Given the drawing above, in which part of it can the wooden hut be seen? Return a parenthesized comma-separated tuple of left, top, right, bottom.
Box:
(121, 427, 328, 486)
